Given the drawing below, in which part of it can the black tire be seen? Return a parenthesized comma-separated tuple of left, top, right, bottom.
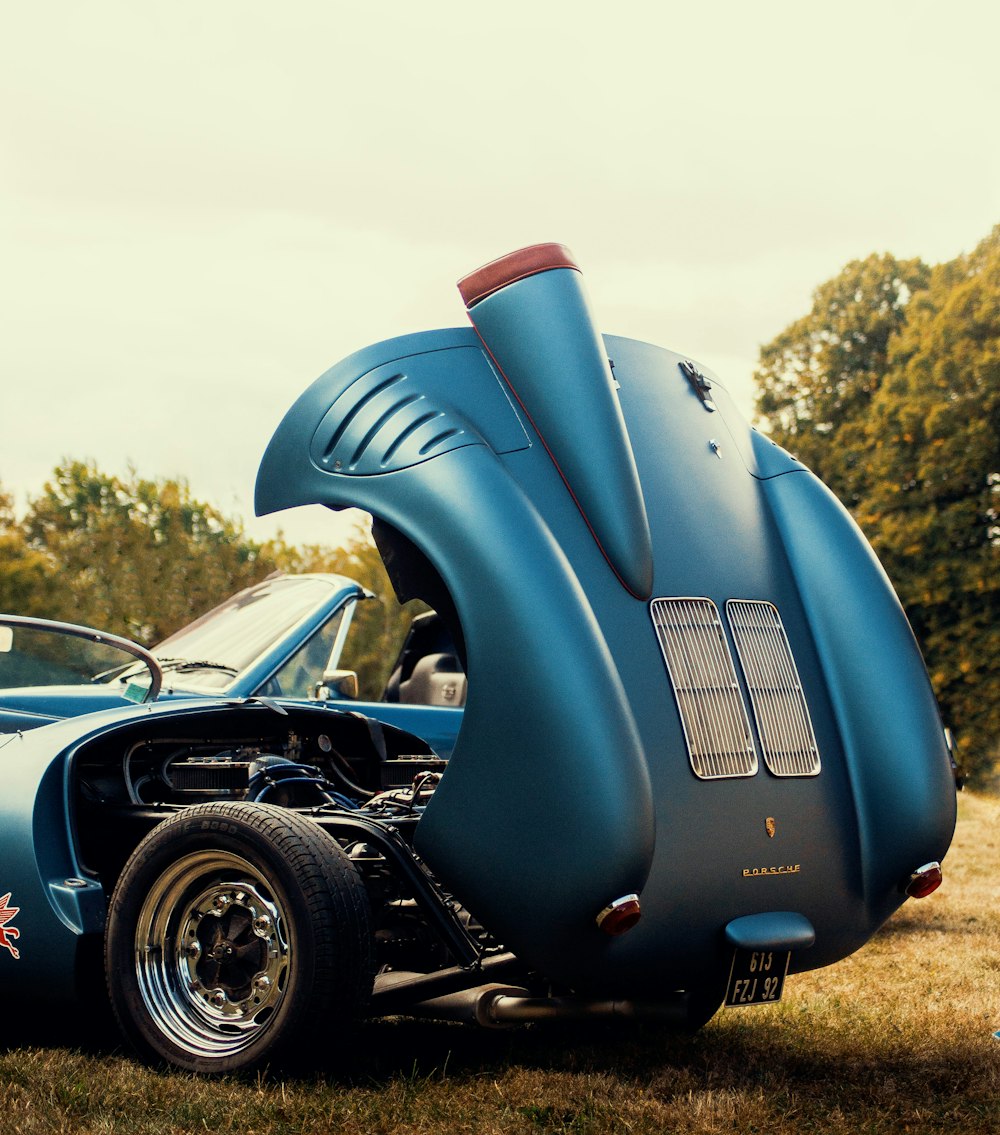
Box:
(105, 802, 372, 1074)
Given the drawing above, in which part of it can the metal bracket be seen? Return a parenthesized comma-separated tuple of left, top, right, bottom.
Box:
(679, 359, 717, 412)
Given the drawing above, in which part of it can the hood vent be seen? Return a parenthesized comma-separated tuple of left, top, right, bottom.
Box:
(726, 600, 821, 777)
(309, 369, 476, 475)
(651, 598, 757, 779)
(652, 597, 821, 780)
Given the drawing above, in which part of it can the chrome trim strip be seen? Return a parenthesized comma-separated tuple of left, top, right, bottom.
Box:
(0, 613, 163, 703)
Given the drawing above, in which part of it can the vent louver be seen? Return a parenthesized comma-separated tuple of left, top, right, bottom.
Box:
(309, 370, 475, 475)
(726, 600, 821, 777)
(651, 598, 757, 779)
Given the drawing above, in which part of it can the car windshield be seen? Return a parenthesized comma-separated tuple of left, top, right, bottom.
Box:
(142, 575, 343, 693)
(0, 618, 159, 701)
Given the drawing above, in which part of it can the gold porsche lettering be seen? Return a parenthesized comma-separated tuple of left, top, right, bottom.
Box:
(742, 864, 801, 877)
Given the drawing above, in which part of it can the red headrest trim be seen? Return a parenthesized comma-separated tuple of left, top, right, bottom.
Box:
(457, 243, 579, 307)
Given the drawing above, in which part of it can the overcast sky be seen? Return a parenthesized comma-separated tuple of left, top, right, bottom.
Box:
(2, 1, 998, 548)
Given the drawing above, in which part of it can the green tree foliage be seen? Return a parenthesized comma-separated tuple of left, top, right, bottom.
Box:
(20, 461, 284, 643)
(754, 254, 930, 505)
(0, 486, 59, 617)
(856, 227, 1000, 783)
(1, 463, 417, 701)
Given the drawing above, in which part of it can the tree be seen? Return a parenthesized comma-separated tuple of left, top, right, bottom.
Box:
(754, 253, 930, 506)
(0, 485, 59, 617)
(4, 461, 417, 700)
(22, 462, 284, 643)
(856, 227, 1000, 784)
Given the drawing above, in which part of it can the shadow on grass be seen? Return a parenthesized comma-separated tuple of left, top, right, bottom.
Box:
(4, 999, 995, 1120)
(2, 997, 123, 1060)
(286, 1010, 996, 1096)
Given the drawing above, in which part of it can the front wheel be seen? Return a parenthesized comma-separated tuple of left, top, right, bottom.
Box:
(105, 802, 372, 1074)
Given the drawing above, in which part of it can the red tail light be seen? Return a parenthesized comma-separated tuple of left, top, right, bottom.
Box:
(905, 862, 943, 898)
(596, 894, 642, 936)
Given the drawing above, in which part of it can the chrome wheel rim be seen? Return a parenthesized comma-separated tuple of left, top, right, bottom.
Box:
(134, 851, 291, 1060)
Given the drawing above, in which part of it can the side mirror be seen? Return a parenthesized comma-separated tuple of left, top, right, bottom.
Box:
(313, 669, 359, 700)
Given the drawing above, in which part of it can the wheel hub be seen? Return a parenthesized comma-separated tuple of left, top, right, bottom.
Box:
(191, 893, 272, 1002)
(182, 882, 285, 1014)
(134, 851, 292, 1058)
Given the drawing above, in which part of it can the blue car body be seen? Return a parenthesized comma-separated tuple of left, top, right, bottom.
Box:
(256, 243, 955, 987)
(0, 244, 955, 1073)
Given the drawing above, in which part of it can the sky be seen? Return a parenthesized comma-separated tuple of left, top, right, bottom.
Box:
(2, 1, 998, 549)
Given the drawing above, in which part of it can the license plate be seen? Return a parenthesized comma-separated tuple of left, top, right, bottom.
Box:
(724, 949, 790, 1007)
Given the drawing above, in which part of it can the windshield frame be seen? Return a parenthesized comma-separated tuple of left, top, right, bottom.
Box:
(0, 615, 163, 702)
(149, 574, 366, 697)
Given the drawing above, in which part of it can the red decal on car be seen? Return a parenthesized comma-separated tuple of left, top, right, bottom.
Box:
(0, 892, 20, 959)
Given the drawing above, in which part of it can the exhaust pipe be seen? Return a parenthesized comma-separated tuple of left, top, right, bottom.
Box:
(406, 983, 693, 1029)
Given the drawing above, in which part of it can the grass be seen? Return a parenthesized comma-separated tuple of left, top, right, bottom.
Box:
(2, 793, 998, 1134)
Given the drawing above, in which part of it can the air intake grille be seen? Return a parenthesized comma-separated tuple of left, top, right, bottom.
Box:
(727, 600, 821, 777)
(651, 598, 758, 779)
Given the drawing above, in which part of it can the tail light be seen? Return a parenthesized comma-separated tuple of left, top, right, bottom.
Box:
(904, 862, 943, 898)
(596, 894, 642, 936)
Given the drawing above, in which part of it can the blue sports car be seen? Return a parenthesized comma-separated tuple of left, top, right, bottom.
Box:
(0, 244, 956, 1074)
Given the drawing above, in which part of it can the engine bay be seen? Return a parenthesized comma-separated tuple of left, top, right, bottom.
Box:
(74, 703, 445, 812)
(72, 703, 445, 890)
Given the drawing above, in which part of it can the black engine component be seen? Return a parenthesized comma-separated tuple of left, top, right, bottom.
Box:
(169, 754, 253, 794)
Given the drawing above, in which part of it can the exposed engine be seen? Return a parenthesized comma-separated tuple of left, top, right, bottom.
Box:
(76, 710, 446, 813)
(122, 734, 367, 810)
(123, 735, 445, 813)
(71, 704, 467, 978)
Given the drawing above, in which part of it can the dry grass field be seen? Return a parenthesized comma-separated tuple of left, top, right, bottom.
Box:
(2, 792, 997, 1134)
